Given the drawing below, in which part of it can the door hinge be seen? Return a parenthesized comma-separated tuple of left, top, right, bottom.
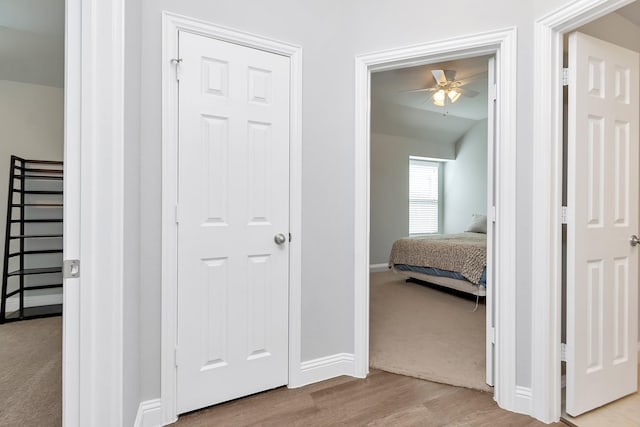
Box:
(561, 342, 568, 362)
(289, 233, 292, 242)
(488, 327, 496, 344)
(561, 206, 568, 224)
(490, 206, 497, 223)
(63, 259, 80, 279)
(175, 347, 179, 367)
(175, 204, 180, 224)
(562, 68, 569, 86)
(171, 58, 183, 81)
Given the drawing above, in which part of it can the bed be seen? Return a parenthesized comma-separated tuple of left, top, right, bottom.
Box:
(388, 215, 488, 297)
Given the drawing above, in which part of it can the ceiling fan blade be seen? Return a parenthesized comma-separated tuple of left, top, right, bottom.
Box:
(458, 87, 480, 98)
(431, 70, 447, 85)
(455, 71, 488, 86)
(443, 70, 457, 82)
(401, 87, 437, 94)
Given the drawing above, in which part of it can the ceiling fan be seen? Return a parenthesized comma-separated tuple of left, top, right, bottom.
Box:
(404, 69, 480, 107)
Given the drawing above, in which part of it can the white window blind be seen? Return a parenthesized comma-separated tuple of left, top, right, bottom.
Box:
(409, 158, 440, 234)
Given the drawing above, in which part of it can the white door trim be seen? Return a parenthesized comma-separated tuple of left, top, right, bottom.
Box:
(63, 0, 81, 423)
(354, 27, 519, 411)
(64, 0, 126, 425)
(160, 12, 303, 424)
(531, 0, 636, 423)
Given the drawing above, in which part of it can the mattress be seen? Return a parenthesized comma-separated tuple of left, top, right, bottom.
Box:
(388, 232, 487, 286)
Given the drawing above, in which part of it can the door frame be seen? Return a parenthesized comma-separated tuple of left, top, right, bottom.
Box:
(354, 28, 520, 411)
(160, 12, 303, 425)
(62, 0, 125, 426)
(64, 0, 126, 425)
(531, 0, 637, 423)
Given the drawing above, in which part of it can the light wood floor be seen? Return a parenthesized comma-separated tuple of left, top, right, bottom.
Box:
(173, 369, 566, 426)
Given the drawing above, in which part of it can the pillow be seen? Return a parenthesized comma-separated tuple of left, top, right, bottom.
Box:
(465, 213, 487, 234)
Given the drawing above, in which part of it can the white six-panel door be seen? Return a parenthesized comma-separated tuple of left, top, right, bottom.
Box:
(566, 31, 639, 416)
(176, 31, 291, 414)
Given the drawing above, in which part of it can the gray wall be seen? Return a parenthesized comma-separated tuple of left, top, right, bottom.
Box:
(369, 133, 455, 266)
(133, 0, 580, 400)
(573, 11, 640, 345)
(443, 120, 488, 234)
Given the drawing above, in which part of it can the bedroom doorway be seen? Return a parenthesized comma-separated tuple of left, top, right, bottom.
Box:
(368, 55, 492, 392)
(559, 4, 640, 424)
(532, 0, 640, 422)
(354, 28, 519, 411)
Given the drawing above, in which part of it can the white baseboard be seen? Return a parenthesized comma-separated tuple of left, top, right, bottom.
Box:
(134, 399, 162, 427)
(292, 353, 355, 388)
(369, 263, 389, 273)
(5, 294, 63, 313)
(513, 386, 533, 415)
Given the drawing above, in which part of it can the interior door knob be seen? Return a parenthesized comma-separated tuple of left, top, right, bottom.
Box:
(274, 233, 287, 245)
(631, 235, 640, 247)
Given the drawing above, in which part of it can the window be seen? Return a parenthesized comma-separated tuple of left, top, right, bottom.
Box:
(409, 157, 441, 234)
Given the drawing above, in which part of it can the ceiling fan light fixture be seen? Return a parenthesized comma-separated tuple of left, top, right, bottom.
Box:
(433, 89, 446, 106)
(448, 89, 461, 103)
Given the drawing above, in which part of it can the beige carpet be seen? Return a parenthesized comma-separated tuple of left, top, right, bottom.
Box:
(370, 271, 491, 392)
(0, 316, 62, 427)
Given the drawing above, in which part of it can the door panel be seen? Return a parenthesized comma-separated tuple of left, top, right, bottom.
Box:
(566, 31, 639, 417)
(176, 31, 290, 415)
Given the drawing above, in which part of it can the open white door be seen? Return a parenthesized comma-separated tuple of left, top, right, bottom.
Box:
(486, 56, 496, 387)
(566, 31, 639, 417)
(176, 31, 291, 414)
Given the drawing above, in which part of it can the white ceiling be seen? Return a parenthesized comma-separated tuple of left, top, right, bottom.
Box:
(371, 55, 490, 146)
(0, 0, 64, 88)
